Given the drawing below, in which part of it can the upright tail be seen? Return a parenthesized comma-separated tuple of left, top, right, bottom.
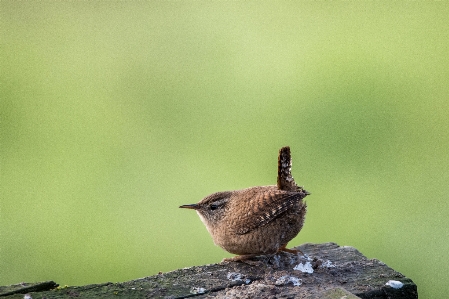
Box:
(277, 146, 306, 193)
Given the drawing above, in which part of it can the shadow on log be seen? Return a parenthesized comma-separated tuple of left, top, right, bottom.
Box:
(0, 243, 417, 298)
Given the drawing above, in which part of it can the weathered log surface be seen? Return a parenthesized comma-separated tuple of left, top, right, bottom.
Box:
(0, 243, 417, 298)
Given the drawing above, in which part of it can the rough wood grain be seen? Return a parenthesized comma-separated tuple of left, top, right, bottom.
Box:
(0, 243, 417, 298)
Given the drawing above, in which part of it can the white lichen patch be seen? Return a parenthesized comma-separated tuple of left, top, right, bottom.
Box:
(226, 272, 252, 284)
(275, 275, 302, 286)
(293, 261, 314, 273)
(190, 287, 206, 294)
(272, 254, 281, 267)
(320, 260, 336, 268)
(385, 280, 404, 289)
(227, 272, 243, 281)
(23, 295, 32, 299)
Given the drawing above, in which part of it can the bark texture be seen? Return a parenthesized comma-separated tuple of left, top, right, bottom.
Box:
(0, 243, 417, 298)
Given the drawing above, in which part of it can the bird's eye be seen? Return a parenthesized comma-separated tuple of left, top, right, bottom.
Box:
(210, 203, 219, 210)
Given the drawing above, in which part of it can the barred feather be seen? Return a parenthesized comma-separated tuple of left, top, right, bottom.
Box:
(235, 192, 305, 235)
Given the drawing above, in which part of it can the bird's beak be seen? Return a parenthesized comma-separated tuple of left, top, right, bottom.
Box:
(303, 190, 311, 196)
(179, 204, 199, 210)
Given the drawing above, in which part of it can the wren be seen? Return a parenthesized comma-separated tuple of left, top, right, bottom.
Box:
(179, 146, 310, 261)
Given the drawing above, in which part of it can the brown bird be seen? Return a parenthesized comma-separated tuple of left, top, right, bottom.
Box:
(180, 146, 310, 261)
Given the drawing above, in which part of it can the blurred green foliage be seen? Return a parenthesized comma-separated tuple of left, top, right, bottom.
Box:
(1, 2, 448, 298)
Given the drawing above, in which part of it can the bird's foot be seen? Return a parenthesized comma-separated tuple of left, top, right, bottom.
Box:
(278, 245, 305, 256)
(221, 254, 262, 265)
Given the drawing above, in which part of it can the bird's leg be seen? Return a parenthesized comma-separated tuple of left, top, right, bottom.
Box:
(222, 254, 259, 262)
(278, 244, 305, 256)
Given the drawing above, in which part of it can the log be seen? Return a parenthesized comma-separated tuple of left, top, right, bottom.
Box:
(0, 243, 417, 298)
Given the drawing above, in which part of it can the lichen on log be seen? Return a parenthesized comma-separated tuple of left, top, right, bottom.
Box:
(0, 243, 417, 298)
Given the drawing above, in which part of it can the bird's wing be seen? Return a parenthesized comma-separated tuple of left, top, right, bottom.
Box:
(234, 191, 306, 235)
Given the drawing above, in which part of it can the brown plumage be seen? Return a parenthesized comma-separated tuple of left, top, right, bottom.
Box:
(180, 146, 310, 261)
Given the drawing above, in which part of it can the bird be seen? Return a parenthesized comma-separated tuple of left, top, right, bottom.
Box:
(179, 146, 310, 261)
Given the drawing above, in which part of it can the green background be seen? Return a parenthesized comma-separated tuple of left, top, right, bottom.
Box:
(1, 2, 448, 298)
